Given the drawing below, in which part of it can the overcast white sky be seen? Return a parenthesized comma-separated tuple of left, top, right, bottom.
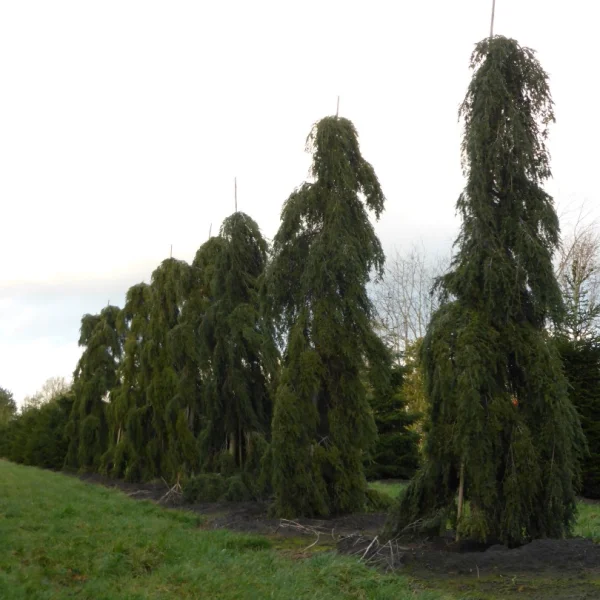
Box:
(1, 1, 598, 404)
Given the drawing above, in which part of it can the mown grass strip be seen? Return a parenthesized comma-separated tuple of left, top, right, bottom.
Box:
(0, 461, 446, 600)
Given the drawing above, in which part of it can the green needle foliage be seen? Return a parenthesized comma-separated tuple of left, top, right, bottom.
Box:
(387, 37, 585, 546)
(267, 116, 389, 517)
(65, 306, 123, 472)
(102, 283, 153, 480)
(165, 250, 213, 477)
(200, 212, 277, 470)
(365, 363, 420, 481)
(144, 258, 192, 480)
(558, 339, 600, 498)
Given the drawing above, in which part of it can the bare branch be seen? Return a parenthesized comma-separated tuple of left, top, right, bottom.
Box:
(372, 244, 450, 358)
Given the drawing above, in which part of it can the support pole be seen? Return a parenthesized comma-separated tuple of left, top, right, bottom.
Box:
(456, 461, 465, 542)
(336, 96, 340, 118)
(235, 177, 238, 212)
(490, 0, 496, 38)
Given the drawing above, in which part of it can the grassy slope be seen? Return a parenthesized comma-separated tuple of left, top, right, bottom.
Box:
(0, 461, 447, 600)
(371, 480, 600, 541)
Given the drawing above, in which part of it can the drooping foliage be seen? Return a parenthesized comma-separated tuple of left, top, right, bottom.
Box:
(199, 212, 277, 470)
(387, 37, 585, 546)
(164, 245, 216, 478)
(365, 362, 420, 481)
(266, 116, 389, 517)
(143, 258, 193, 480)
(101, 283, 153, 480)
(95, 217, 275, 486)
(558, 339, 600, 498)
(399, 338, 429, 440)
(65, 306, 122, 471)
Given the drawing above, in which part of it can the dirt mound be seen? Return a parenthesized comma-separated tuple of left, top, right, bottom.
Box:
(337, 534, 600, 576)
(409, 537, 600, 575)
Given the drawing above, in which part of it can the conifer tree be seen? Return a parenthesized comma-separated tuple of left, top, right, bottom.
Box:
(200, 212, 277, 469)
(558, 339, 600, 498)
(144, 258, 192, 479)
(166, 245, 218, 477)
(65, 305, 122, 471)
(266, 116, 389, 517)
(387, 37, 585, 546)
(102, 283, 153, 480)
(365, 363, 420, 481)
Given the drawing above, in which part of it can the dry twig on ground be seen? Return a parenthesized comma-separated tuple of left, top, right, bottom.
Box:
(159, 474, 183, 505)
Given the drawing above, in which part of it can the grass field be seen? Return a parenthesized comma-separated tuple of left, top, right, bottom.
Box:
(0, 461, 448, 600)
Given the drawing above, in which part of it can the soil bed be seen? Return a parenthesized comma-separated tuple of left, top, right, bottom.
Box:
(73, 472, 386, 538)
(337, 533, 600, 574)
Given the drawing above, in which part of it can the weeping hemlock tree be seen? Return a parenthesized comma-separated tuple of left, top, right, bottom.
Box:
(387, 37, 585, 546)
(200, 212, 277, 470)
(145, 258, 192, 480)
(65, 306, 122, 471)
(267, 116, 389, 517)
(102, 283, 153, 480)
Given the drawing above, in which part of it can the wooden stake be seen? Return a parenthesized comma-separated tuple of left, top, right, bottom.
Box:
(235, 177, 238, 212)
(490, 0, 496, 38)
(208, 223, 212, 239)
(456, 461, 465, 542)
(170, 244, 172, 258)
(336, 96, 340, 118)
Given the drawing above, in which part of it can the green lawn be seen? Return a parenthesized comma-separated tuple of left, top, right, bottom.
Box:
(0, 461, 447, 600)
(368, 479, 407, 500)
(573, 502, 600, 541)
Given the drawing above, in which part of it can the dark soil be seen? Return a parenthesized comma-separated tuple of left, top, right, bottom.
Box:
(73, 471, 386, 538)
(409, 537, 600, 575)
(337, 534, 600, 575)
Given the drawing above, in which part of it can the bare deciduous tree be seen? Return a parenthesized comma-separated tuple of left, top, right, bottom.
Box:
(372, 244, 450, 359)
(39, 376, 71, 403)
(557, 208, 600, 341)
(22, 376, 72, 411)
